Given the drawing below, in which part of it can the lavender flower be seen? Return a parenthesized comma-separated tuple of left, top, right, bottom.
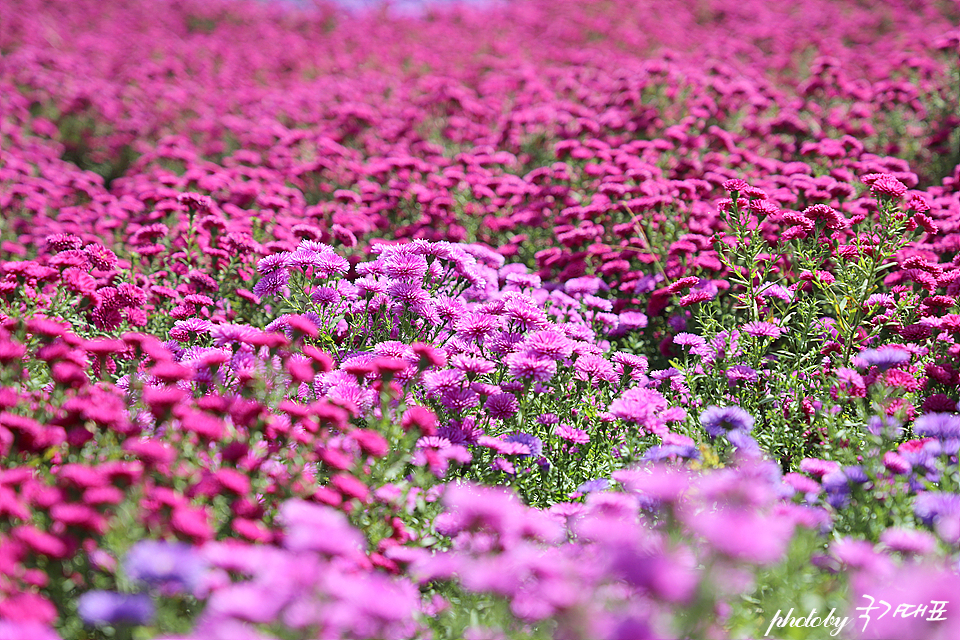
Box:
(124, 540, 206, 594)
(77, 591, 154, 627)
(856, 346, 911, 371)
(913, 413, 960, 440)
(699, 405, 755, 437)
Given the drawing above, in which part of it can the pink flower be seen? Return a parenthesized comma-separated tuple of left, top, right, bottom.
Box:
(867, 174, 908, 199)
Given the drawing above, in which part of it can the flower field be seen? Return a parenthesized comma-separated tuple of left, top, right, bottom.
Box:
(1, 0, 960, 637)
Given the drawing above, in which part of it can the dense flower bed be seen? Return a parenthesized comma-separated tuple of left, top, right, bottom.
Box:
(1, 0, 959, 638)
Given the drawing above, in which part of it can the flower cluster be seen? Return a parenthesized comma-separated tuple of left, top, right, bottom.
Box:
(2, 0, 959, 638)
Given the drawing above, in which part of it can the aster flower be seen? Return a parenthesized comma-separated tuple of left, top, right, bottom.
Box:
(722, 178, 750, 193)
(46, 233, 84, 252)
(799, 458, 841, 478)
(879, 528, 936, 555)
(505, 272, 541, 289)
(450, 354, 496, 376)
(505, 352, 557, 383)
(576, 478, 611, 494)
(478, 435, 530, 456)
(699, 405, 755, 438)
(311, 286, 342, 306)
(423, 369, 466, 395)
(257, 253, 291, 275)
(314, 252, 350, 277)
(77, 591, 154, 627)
(439, 388, 480, 413)
(484, 392, 519, 420)
(741, 321, 783, 339)
(611, 352, 649, 375)
(83, 244, 119, 270)
(387, 282, 430, 306)
(252, 269, 289, 298)
(504, 432, 543, 458)
(913, 492, 960, 544)
(455, 312, 501, 341)
(521, 329, 573, 360)
(124, 540, 206, 594)
(503, 299, 549, 330)
(672, 333, 706, 348)
(564, 276, 603, 297)
(802, 204, 848, 230)
(610, 387, 669, 434)
(383, 253, 429, 282)
(856, 346, 910, 371)
(913, 413, 960, 440)
(574, 354, 618, 384)
(555, 424, 589, 444)
(725, 365, 758, 385)
(867, 174, 908, 199)
(618, 311, 648, 331)
(642, 443, 700, 462)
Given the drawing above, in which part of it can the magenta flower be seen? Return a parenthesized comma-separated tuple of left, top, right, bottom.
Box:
(505, 353, 557, 383)
(866, 173, 908, 199)
(740, 321, 783, 338)
(609, 387, 669, 435)
(484, 392, 519, 420)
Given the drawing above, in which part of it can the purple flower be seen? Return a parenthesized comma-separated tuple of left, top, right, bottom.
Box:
(484, 392, 519, 420)
(555, 424, 589, 444)
(252, 269, 289, 298)
(503, 432, 542, 458)
(699, 405, 755, 437)
(610, 388, 669, 436)
(521, 329, 573, 360)
(387, 282, 430, 306)
(914, 492, 960, 535)
(439, 388, 480, 413)
(279, 500, 365, 557)
(913, 413, 960, 440)
(311, 287, 342, 306)
(726, 430, 761, 456)
(77, 591, 154, 627)
(642, 444, 701, 462)
(451, 354, 496, 375)
(423, 369, 466, 395)
(505, 353, 557, 383)
(574, 354, 618, 384)
(257, 253, 291, 275)
(741, 321, 783, 338)
(856, 346, 911, 372)
(725, 365, 758, 385)
(564, 276, 603, 296)
(672, 332, 706, 348)
(455, 312, 501, 341)
(576, 478, 611, 493)
(383, 253, 429, 281)
(617, 311, 648, 332)
(315, 252, 350, 276)
(879, 528, 936, 555)
(124, 540, 206, 594)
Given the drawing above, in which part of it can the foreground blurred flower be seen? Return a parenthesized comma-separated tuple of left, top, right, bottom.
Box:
(77, 591, 154, 627)
(124, 540, 207, 594)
